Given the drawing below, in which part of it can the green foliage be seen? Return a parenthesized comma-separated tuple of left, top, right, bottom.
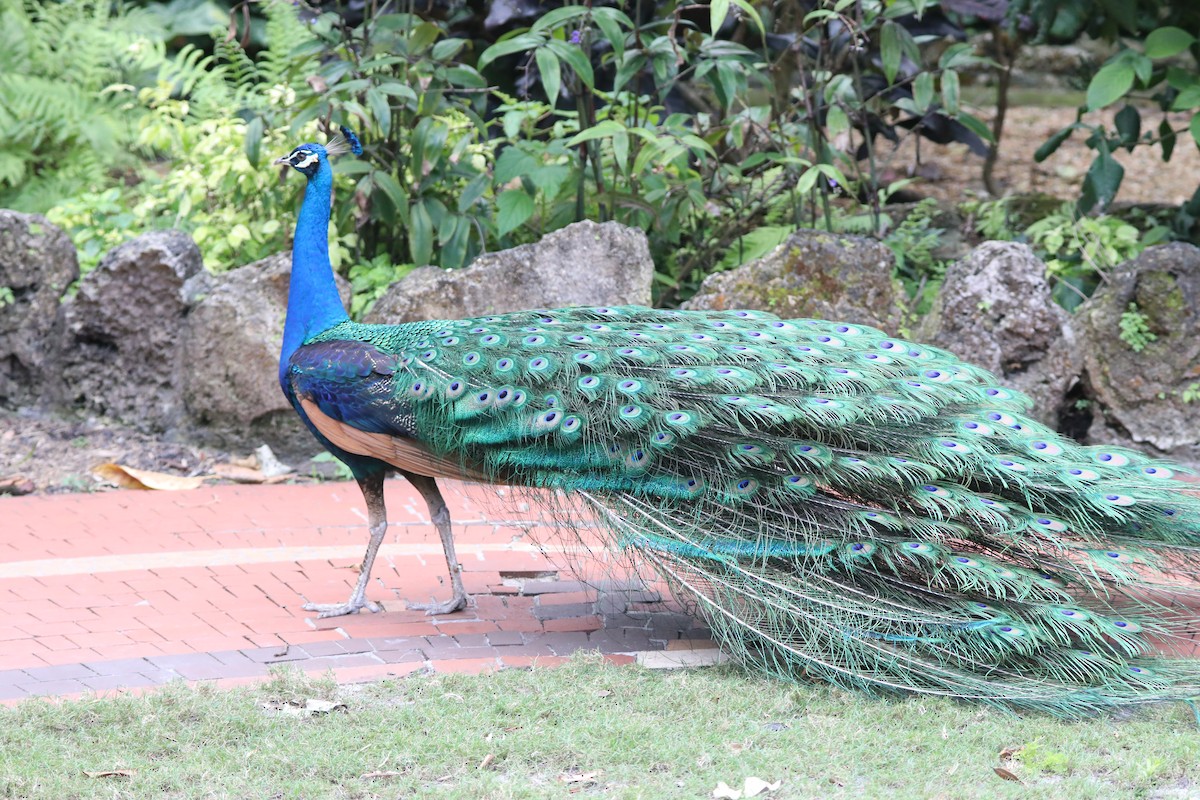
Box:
(1023, 205, 1146, 310)
(0, 0, 167, 212)
(1181, 382, 1200, 404)
(348, 255, 414, 319)
(1021, 4, 1200, 234)
(884, 199, 949, 312)
(1016, 739, 1073, 775)
(1118, 302, 1157, 352)
(0, 286, 14, 308)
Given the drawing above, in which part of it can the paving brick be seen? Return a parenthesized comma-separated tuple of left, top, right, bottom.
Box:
(542, 615, 603, 634)
(433, 620, 498, 635)
(240, 645, 311, 664)
(485, 631, 525, 646)
(81, 673, 162, 692)
(17, 678, 88, 696)
(375, 648, 425, 664)
(533, 602, 595, 621)
(20, 662, 96, 682)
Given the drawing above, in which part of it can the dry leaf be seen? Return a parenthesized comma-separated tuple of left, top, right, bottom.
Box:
(478, 753, 495, 770)
(712, 781, 743, 800)
(595, 689, 613, 698)
(212, 463, 268, 483)
(993, 767, 1022, 783)
(84, 770, 135, 778)
(743, 777, 782, 797)
(998, 746, 1019, 761)
(0, 475, 34, 496)
(230, 454, 258, 468)
(92, 463, 203, 491)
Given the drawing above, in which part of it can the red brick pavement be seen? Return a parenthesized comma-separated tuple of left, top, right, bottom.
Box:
(0, 480, 711, 702)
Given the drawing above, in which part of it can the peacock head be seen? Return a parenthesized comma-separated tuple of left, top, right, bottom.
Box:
(275, 127, 362, 179)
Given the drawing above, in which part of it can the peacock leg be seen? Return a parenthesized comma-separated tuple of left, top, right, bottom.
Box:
(401, 472, 470, 615)
(303, 472, 386, 618)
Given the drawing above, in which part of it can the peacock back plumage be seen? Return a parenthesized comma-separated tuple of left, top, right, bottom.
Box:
(288, 303, 1200, 715)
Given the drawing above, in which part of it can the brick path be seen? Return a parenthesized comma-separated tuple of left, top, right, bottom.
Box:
(0, 480, 713, 702)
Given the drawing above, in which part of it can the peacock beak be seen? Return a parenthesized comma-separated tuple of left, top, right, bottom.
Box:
(273, 155, 290, 166)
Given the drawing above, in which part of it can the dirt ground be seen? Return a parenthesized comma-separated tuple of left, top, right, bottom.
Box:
(3, 103, 1199, 496)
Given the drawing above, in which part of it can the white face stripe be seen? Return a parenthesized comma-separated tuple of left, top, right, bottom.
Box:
(293, 151, 320, 169)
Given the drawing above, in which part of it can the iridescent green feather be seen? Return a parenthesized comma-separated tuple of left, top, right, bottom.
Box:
(309, 305, 1200, 715)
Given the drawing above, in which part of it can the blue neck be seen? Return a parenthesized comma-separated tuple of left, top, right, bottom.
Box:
(280, 161, 349, 381)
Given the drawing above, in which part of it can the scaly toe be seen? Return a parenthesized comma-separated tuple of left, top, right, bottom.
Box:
(303, 599, 381, 619)
(407, 594, 470, 616)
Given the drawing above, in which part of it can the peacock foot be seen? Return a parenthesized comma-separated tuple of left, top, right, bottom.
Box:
(407, 593, 471, 616)
(303, 598, 382, 619)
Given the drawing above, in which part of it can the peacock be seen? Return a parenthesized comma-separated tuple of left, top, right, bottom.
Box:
(274, 128, 1200, 716)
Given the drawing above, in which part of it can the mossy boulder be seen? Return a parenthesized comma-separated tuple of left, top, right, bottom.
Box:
(682, 230, 904, 333)
(1076, 242, 1200, 464)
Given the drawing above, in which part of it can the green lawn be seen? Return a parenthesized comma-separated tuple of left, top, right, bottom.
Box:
(2, 654, 1197, 799)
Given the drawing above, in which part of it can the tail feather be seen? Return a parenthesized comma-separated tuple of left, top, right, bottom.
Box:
(315, 305, 1200, 714)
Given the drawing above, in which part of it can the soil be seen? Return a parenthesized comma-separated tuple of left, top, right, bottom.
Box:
(3, 103, 1199, 496)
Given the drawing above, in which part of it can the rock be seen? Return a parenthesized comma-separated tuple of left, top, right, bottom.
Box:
(1076, 243, 1200, 464)
(915, 242, 1080, 427)
(180, 252, 351, 457)
(0, 211, 78, 409)
(366, 220, 653, 323)
(54, 230, 202, 430)
(682, 229, 904, 333)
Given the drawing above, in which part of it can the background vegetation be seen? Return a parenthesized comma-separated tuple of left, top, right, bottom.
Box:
(3, 0, 1199, 313)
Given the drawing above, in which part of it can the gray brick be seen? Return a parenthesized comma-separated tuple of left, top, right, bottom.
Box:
(450, 634, 491, 648)
(376, 648, 425, 665)
(534, 602, 595, 621)
(519, 580, 586, 595)
(18, 679, 87, 696)
(486, 631, 525, 646)
(365, 637, 422, 653)
(20, 663, 96, 682)
(81, 673, 160, 692)
(82, 657, 157, 676)
(239, 645, 310, 664)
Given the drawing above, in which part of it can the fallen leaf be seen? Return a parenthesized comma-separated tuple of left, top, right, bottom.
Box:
(712, 781, 742, 799)
(595, 689, 613, 698)
(84, 770, 135, 779)
(211, 463, 268, 484)
(92, 463, 203, 491)
(478, 753, 495, 770)
(230, 454, 258, 468)
(993, 767, 1022, 783)
(0, 475, 34, 496)
(743, 777, 782, 796)
(255, 444, 293, 477)
(998, 746, 1019, 761)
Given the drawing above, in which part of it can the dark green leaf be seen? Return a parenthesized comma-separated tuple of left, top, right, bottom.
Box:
(710, 0, 730, 34)
(591, 9, 627, 62)
(1079, 148, 1124, 213)
(444, 66, 486, 89)
(531, 5, 589, 34)
(1145, 26, 1196, 59)
(880, 20, 901, 84)
(1034, 124, 1076, 162)
(1114, 105, 1140, 151)
(372, 170, 407, 214)
(244, 115, 264, 167)
(913, 73, 934, 113)
(1160, 118, 1177, 161)
(1086, 60, 1135, 111)
(478, 34, 544, 70)
(409, 200, 434, 265)
(431, 37, 467, 61)
(1191, 114, 1200, 151)
(954, 111, 994, 143)
(458, 174, 489, 213)
(496, 189, 534, 236)
(941, 69, 960, 116)
(495, 147, 539, 184)
(440, 216, 471, 269)
(547, 39, 594, 89)
(1172, 85, 1200, 111)
(536, 47, 561, 108)
(366, 87, 391, 139)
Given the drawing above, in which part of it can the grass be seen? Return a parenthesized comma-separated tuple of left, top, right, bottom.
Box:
(1, 654, 1198, 799)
